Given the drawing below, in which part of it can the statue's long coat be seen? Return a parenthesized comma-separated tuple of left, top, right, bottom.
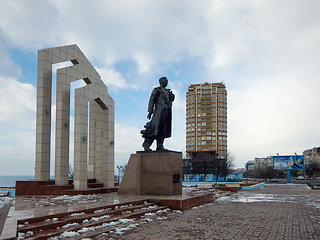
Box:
(145, 86, 175, 139)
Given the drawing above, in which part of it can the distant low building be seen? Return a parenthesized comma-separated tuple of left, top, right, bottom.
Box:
(254, 157, 273, 168)
(245, 160, 254, 170)
(303, 147, 320, 164)
(245, 157, 273, 170)
(234, 168, 245, 174)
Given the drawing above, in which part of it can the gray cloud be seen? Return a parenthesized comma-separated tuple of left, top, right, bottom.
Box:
(0, 0, 320, 172)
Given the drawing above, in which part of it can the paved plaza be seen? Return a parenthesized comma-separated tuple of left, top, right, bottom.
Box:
(97, 184, 320, 240)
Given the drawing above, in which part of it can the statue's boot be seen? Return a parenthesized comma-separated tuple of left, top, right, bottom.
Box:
(142, 138, 154, 152)
(156, 138, 168, 152)
(156, 146, 168, 152)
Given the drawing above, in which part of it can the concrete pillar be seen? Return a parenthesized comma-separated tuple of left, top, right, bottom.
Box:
(54, 72, 71, 185)
(102, 107, 114, 187)
(74, 91, 88, 190)
(94, 104, 104, 183)
(35, 51, 52, 181)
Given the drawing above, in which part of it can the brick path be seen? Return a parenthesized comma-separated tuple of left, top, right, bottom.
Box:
(95, 184, 320, 240)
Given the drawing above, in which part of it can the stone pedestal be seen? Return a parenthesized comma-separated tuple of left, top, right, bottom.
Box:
(118, 151, 182, 196)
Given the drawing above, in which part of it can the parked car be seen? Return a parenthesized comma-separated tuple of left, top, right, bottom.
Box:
(297, 176, 305, 180)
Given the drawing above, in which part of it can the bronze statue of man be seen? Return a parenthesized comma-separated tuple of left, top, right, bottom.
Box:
(141, 77, 175, 152)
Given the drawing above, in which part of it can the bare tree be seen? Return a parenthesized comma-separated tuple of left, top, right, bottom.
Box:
(305, 162, 320, 178)
(68, 164, 74, 180)
(257, 166, 276, 180)
(183, 151, 235, 182)
(183, 151, 217, 181)
(220, 152, 235, 180)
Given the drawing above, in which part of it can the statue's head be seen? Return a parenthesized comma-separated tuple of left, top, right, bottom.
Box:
(159, 77, 168, 87)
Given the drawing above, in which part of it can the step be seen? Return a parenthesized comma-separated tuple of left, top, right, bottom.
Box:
(71, 206, 172, 240)
(87, 178, 97, 184)
(22, 205, 168, 239)
(16, 201, 172, 239)
(68, 179, 98, 184)
(17, 200, 147, 226)
(87, 183, 104, 188)
(61, 187, 117, 195)
(18, 203, 148, 233)
(38, 180, 55, 186)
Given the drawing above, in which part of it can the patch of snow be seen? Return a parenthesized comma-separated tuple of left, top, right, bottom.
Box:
(192, 203, 214, 210)
(114, 223, 139, 235)
(60, 231, 80, 238)
(78, 227, 95, 233)
(17, 232, 25, 240)
(173, 210, 183, 214)
(62, 222, 79, 228)
(90, 215, 110, 222)
(70, 212, 85, 217)
(118, 218, 134, 224)
(47, 237, 59, 240)
(142, 205, 157, 210)
(105, 221, 119, 226)
(156, 209, 170, 214)
(94, 209, 104, 213)
(144, 212, 156, 216)
(143, 218, 153, 222)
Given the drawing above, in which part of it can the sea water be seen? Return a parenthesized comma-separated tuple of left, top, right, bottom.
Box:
(0, 175, 35, 187)
(0, 175, 35, 209)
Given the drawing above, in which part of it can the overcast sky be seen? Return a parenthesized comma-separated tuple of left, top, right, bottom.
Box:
(0, 0, 320, 175)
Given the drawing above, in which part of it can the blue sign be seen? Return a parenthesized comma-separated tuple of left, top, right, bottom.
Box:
(273, 155, 304, 170)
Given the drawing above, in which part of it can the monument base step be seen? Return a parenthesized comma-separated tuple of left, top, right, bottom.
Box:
(15, 179, 116, 196)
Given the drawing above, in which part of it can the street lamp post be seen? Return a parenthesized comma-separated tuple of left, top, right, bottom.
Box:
(246, 169, 248, 186)
(116, 166, 122, 186)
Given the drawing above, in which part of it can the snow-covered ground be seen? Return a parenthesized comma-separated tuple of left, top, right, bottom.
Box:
(0, 196, 13, 210)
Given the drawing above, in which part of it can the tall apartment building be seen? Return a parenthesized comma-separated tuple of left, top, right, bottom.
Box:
(186, 82, 227, 158)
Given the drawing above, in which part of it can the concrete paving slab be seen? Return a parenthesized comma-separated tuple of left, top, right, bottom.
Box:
(95, 184, 320, 239)
(0, 187, 226, 239)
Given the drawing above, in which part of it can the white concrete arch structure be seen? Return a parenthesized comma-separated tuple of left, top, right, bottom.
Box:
(74, 82, 114, 189)
(35, 44, 114, 190)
